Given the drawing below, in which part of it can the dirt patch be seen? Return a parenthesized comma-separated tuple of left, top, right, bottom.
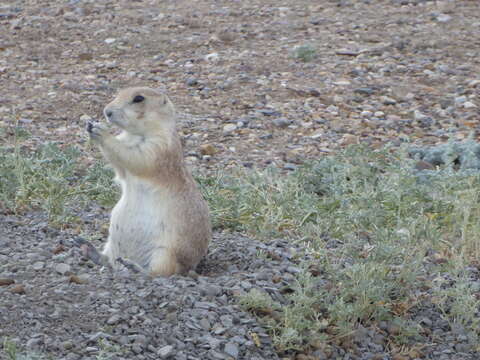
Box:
(1, 0, 480, 174)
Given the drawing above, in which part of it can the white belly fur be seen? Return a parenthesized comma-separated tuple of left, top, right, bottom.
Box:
(103, 175, 171, 269)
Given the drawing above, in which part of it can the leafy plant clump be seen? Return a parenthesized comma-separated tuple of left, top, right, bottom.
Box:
(291, 44, 317, 62)
(0, 143, 117, 226)
(208, 145, 480, 352)
(2, 338, 47, 360)
(410, 138, 480, 170)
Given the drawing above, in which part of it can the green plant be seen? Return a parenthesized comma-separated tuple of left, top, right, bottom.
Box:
(1, 338, 47, 360)
(0, 143, 117, 227)
(291, 44, 317, 62)
(3, 339, 19, 360)
(238, 288, 278, 315)
(96, 338, 124, 359)
(221, 145, 480, 352)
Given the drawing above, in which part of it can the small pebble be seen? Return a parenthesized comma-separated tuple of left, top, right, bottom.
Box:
(464, 101, 477, 109)
(55, 263, 71, 275)
(272, 118, 291, 128)
(223, 124, 237, 134)
(437, 14, 452, 23)
(158, 345, 174, 358)
(224, 342, 239, 359)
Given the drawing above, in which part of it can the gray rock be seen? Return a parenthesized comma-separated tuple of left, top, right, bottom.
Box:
(202, 284, 222, 297)
(455, 343, 470, 353)
(258, 109, 280, 117)
(26, 337, 43, 349)
(272, 118, 291, 128)
(455, 96, 467, 105)
(199, 317, 211, 330)
(283, 163, 297, 171)
(132, 344, 143, 354)
(354, 87, 375, 96)
(224, 342, 239, 359)
(32, 261, 45, 270)
(55, 263, 71, 275)
(106, 314, 121, 325)
(65, 354, 80, 360)
(186, 77, 198, 86)
(158, 345, 174, 358)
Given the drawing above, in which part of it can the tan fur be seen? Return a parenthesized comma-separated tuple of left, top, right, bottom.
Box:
(88, 87, 211, 276)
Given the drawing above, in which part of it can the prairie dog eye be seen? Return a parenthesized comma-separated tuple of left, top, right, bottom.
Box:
(132, 95, 145, 103)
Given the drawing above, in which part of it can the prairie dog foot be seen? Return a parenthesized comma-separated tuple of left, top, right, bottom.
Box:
(116, 257, 150, 276)
(73, 237, 109, 267)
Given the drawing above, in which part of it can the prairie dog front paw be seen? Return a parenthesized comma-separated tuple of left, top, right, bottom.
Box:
(87, 121, 109, 142)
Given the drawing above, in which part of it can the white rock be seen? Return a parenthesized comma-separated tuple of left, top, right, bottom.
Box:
(80, 114, 92, 122)
(468, 79, 480, 87)
(361, 111, 372, 117)
(333, 80, 350, 86)
(326, 105, 338, 113)
(105, 61, 117, 69)
(205, 53, 219, 62)
(333, 95, 344, 103)
(223, 124, 237, 133)
(382, 96, 397, 105)
(464, 101, 477, 109)
(414, 110, 428, 121)
(104, 38, 116, 44)
(33, 261, 45, 271)
(374, 111, 385, 117)
(437, 14, 452, 23)
(55, 263, 71, 275)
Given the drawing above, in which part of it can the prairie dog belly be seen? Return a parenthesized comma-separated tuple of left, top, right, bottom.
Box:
(107, 176, 169, 268)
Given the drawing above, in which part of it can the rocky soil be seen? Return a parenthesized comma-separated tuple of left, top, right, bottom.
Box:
(1, 219, 292, 360)
(1, 0, 479, 172)
(1, 0, 480, 359)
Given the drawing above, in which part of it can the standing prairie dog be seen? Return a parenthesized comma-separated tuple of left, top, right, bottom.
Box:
(84, 87, 211, 277)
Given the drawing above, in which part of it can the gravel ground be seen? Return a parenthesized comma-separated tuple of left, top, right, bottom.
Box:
(1, 0, 480, 173)
(1, 218, 289, 360)
(1, 0, 480, 359)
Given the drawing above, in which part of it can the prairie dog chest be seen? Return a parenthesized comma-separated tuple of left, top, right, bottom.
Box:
(111, 174, 168, 235)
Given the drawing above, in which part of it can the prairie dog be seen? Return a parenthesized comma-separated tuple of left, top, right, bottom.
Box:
(85, 87, 211, 276)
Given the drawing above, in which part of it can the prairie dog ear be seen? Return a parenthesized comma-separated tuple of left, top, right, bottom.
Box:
(158, 94, 168, 105)
(152, 85, 168, 105)
(153, 84, 167, 93)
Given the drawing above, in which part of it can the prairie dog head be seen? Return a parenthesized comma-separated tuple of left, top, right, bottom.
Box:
(103, 87, 176, 136)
